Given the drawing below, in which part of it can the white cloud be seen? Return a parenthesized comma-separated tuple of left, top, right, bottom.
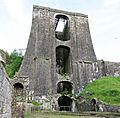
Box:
(1, 0, 60, 53)
(3, 0, 26, 22)
(88, 0, 120, 62)
(34, 0, 60, 9)
(0, 0, 32, 53)
(104, 0, 120, 7)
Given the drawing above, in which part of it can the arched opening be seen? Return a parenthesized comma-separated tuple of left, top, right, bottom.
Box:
(56, 46, 71, 75)
(57, 81, 73, 94)
(91, 98, 96, 105)
(55, 14, 70, 41)
(14, 83, 24, 100)
(58, 96, 72, 111)
(90, 98, 97, 111)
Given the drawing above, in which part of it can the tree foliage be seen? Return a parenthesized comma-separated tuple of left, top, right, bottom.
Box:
(5, 49, 23, 78)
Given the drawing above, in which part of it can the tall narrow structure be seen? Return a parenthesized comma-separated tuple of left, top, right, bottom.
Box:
(19, 5, 97, 111)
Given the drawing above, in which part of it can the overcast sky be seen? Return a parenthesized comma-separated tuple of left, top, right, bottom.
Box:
(0, 0, 120, 62)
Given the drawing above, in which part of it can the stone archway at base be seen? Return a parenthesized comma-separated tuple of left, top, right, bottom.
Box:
(58, 96, 72, 111)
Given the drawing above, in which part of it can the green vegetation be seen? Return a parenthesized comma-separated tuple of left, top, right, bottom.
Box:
(60, 89, 73, 97)
(25, 111, 96, 118)
(80, 76, 120, 105)
(5, 49, 23, 78)
(31, 101, 41, 106)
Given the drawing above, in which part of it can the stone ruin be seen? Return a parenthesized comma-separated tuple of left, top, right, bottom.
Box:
(16, 5, 120, 112)
(0, 51, 13, 118)
(1, 5, 120, 117)
(18, 5, 97, 112)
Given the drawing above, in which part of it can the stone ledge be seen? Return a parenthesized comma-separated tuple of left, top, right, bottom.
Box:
(33, 5, 88, 18)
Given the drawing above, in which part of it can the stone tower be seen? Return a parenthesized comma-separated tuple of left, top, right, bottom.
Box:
(19, 5, 97, 110)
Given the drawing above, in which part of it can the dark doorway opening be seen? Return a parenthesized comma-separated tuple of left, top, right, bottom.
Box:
(90, 98, 97, 111)
(58, 96, 72, 111)
(14, 83, 24, 97)
(55, 14, 70, 41)
(56, 46, 70, 75)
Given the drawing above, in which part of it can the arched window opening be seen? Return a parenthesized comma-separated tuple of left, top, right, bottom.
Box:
(57, 81, 73, 94)
(56, 46, 71, 75)
(55, 14, 70, 41)
(58, 96, 72, 111)
(14, 83, 24, 97)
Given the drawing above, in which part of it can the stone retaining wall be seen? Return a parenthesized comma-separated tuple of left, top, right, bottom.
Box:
(76, 99, 120, 113)
(97, 60, 120, 78)
(0, 60, 13, 118)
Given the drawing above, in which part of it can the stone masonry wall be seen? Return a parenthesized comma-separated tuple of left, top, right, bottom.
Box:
(97, 60, 120, 78)
(17, 5, 120, 113)
(0, 61, 13, 118)
(18, 5, 97, 96)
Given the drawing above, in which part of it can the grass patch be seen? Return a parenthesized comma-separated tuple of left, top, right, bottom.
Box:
(80, 76, 120, 105)
(24, 111, 96, 118)
(31, 101, 41, 106)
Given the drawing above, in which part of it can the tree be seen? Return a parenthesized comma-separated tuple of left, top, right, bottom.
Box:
(6, 49, 23, 78)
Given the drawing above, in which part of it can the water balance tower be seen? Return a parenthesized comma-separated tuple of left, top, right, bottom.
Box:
(19, 5, 97, 111)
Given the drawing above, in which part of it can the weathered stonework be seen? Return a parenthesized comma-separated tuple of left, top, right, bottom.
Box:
(11, 75, 29, 102)
(0, 54, 13, 118)
(18, 5, 97, 96)
(0, 5, 120, 117)
(10, 75, 29, 118)
(17, 5, 120, 112)
(97, 60, 120, 78)
(76, 98, 120, 113)
(17, 5, 99, 112)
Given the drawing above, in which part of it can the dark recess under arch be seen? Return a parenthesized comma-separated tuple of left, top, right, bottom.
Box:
(57, 81, 73, 94)
(58, 96, 72, 111)
(56, 46, 71, 75)
(14, 83, 24, 89)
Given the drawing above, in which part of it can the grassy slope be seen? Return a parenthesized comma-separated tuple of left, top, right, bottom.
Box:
(82, 76, 120, 105)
